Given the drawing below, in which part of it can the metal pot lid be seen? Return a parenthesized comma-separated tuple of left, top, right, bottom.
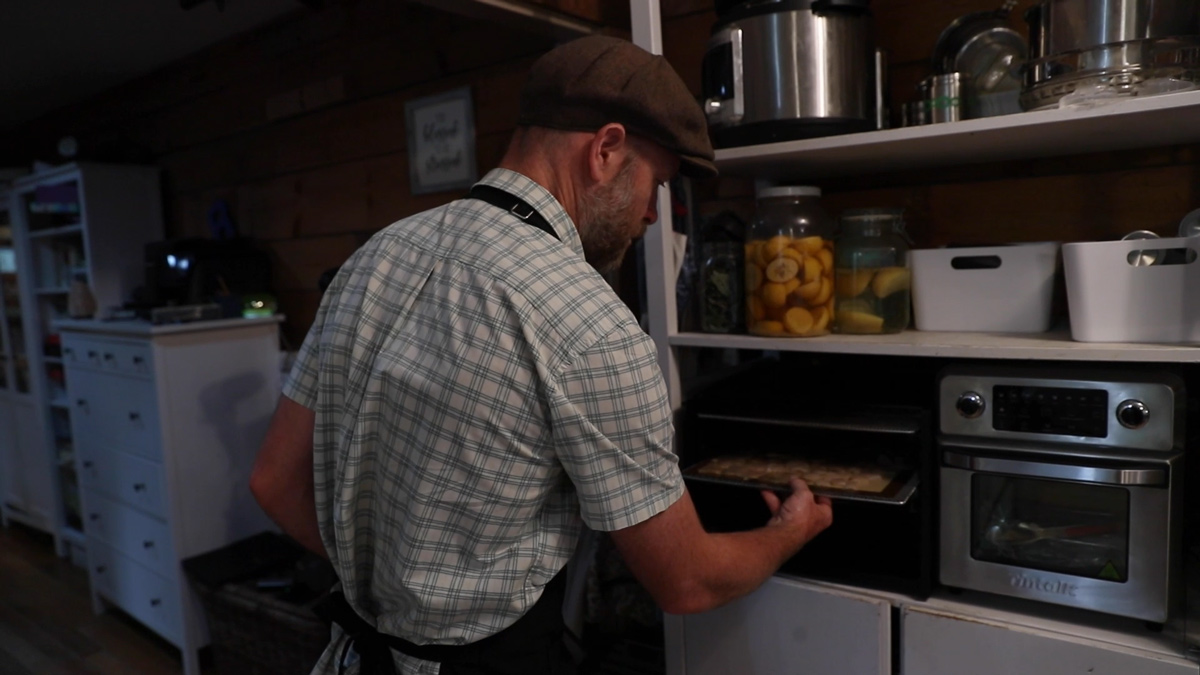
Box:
(933, 1, 1027, 92)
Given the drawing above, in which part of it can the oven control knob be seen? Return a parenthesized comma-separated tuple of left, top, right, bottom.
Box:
(1117, 399, 1150, 430)
(956, 392, 985, 419)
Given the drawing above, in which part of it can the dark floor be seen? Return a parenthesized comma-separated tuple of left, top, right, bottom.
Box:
(0, 521, 215, 675)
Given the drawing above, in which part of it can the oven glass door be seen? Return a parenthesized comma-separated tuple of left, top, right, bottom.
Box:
(970, 474, 1130, 582)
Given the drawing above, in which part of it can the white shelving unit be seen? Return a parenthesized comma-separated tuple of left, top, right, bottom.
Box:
(0, 186, 57, 537)
(627, 1, 1200, 409)
(628, 2, 1200, 674)
(6, 162, 163, 557)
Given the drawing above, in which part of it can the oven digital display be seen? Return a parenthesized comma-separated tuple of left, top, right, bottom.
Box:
(992, 385, 1108, 438)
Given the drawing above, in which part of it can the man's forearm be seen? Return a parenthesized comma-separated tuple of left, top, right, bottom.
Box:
(258, 482, 327, 558)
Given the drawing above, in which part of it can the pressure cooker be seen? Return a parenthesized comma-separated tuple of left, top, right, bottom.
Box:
(702, 0, 876, 148)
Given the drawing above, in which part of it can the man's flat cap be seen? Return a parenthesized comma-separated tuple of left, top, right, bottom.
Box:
(518, 35, 717, 180)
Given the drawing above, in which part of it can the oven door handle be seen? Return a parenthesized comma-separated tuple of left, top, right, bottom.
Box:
(942, 451, 1167, 486)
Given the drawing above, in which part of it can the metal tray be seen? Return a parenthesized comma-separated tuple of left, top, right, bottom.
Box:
(682, 457, 920, 506)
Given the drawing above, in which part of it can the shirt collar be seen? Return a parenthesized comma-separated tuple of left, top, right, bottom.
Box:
(476, 168, 583, 256)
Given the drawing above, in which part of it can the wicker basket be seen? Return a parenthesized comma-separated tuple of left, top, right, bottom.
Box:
(197, 581, 331, 675)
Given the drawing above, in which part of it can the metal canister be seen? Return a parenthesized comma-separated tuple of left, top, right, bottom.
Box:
(926, 73, 969, 123)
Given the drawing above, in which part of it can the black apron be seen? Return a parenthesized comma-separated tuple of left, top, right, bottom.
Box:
(313, 184, 575, 675)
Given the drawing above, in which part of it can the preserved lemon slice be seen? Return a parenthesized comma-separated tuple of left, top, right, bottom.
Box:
(816, 247, 834, 273)
(761, 282, 789, 308)
(783, 278, 802, 295)
(838, 298, 873, 315)
(765, 257, 800, 283)
(794, 278, 822, 301)
(783, 307, 814, 335)
(811, 277, 833, 306)
(746, 263, 764, 292)
(781, 247, 805, 265)
(794, 236, 825, 255)
(753, 320, 786, 336)
(871, 266, 911, 298)
(803, 255, 822, 284)
(762, 235, 793, 261)
(812, 306, 831, 332)
(837, 309, 885, 333)
(836, 268, 874, 298)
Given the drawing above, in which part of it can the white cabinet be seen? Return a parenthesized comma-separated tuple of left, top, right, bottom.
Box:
(0, 189, 56, 534)
(0, 395, 55, 531)
(5, 162, 163, 556)
(902, 604, 1196, 675)
(677, 576, 891, 675)
(60, 317, 281, 675)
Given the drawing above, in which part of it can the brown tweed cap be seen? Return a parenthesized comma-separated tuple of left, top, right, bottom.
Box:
(518, 35, 717, 180)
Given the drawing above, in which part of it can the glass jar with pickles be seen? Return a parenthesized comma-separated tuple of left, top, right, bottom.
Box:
(834, 208, 911, 334)
(744, 186, 836, 337)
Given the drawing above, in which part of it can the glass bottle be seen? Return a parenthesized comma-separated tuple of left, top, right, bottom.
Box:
(834, 208, 911, 334)
(744, 186, 835, 337)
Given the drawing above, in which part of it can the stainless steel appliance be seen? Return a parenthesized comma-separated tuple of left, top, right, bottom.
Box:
(702, 0, 876, 148)
(939, 365, 1185, 624)
(1021, 0, 1200, 109)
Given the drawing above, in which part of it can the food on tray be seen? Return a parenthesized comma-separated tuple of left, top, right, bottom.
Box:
(689, 454, 897, 493)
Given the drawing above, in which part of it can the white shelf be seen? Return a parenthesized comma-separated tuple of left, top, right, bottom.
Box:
(669, 329, 1200, 363)
(714, 90, 1200, 181)
(27, 224, 83, 239)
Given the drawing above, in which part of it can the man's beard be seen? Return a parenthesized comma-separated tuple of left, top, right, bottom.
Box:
(576, 158, 639, 275)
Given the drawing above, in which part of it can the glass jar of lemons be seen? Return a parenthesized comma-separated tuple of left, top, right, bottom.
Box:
(834, 208, 911, 334)
(744, 186, 836, 337)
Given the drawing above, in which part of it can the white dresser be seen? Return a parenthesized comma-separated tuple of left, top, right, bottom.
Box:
(57, 317, 282, 675)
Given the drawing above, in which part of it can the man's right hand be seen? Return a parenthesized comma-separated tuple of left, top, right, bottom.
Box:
(760, 477, 834, 548)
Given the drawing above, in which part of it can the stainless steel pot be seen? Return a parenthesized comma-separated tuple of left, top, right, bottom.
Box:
(702, 0, 876, 148)
(1026, 0, 1200, 59)
(1021, 0, 1200, 109)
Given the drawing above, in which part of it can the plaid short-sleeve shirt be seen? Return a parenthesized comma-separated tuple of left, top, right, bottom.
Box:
(285, 168, 683, 675)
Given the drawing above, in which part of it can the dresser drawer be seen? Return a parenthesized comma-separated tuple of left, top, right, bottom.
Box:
(84, 490, 175, 577)
(77, 447, 166, 517)
(63, 335, 154, 379)
(69, 373, 162, 462)
(88, 538, 182, 646)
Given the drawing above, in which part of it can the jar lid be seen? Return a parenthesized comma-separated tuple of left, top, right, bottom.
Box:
(841, 207, 905, 222)
(757, 185, 822, 199)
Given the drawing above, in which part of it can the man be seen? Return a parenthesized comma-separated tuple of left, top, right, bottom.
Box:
(250, 35, 832, 675)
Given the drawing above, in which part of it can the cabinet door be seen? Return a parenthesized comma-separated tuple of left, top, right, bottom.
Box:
(681, 576, 891, 675)
(0, 397, 54, 525)
(902, 606, 1197, 675)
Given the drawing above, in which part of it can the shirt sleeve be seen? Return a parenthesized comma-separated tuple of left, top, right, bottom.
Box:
(549, 324, 683, 532)
(282, 273, 343, 408)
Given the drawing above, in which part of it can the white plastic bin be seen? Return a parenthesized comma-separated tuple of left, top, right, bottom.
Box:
(910, 243, 1059, 333)
(1062, 236, 1200, 343)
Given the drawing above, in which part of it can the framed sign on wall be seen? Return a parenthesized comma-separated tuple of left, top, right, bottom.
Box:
(405, 86, 479, 195)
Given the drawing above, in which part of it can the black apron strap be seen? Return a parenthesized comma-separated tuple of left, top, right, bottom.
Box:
(314, 568, 573, 675)
(469, 184, 560, 242)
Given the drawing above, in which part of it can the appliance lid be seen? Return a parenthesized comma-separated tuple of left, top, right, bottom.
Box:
(714, 0, 871, 30)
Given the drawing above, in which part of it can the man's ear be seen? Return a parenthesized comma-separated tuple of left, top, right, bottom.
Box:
(586, 123, 630, 183)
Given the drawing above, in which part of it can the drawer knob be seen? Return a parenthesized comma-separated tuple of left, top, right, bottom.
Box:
(88, 513, 100, 522)
(133, 482, 147, 492)
(82, 460, 93, 469)
(150, 598, 162, 607)
(128, 412, 141, 421)
(76, 399, 87, 407)
(87, 350, 97, 357)
(143, 540, 155, 549)
(95, 565, 106, 574)
(133, 356, 144, 365)
(103, 353, 115, 361)
(64, 348, 74, 357)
